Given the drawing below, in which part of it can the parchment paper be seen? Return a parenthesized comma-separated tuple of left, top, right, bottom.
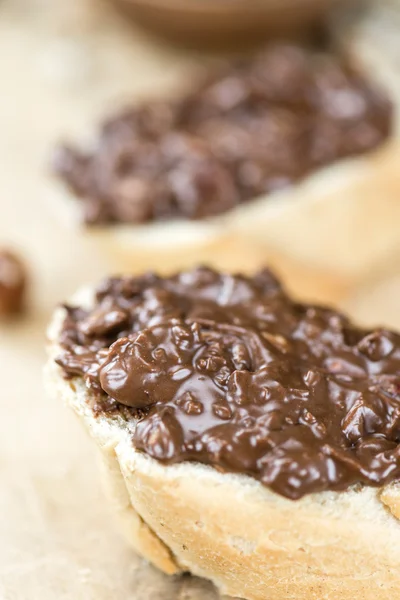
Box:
(0, 1, 399, 598)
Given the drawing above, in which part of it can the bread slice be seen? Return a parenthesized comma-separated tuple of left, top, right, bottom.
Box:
(50, 134, 400, 282)
(50, 34, 400, 282)
(228, 140, 400, 278)
(45, 287, 400, 600)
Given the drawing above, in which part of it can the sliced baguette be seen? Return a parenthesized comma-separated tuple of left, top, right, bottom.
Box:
(51, 134, 400, 281)
(45, 288, 400, 600)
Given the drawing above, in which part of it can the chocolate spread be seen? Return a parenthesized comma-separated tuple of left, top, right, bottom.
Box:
(53, 45, 392, 225)
(56, 268, 400, 500)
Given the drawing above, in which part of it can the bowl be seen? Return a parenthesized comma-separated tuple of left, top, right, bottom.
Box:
(110, 0, 341, 48)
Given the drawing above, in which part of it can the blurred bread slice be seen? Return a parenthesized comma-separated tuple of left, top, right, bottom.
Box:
(49, 33, 400, 281)
(233, 6, 400, 277)
(51, 132, 400, 282)
(45, 287, 400, 600)
(47, 184, 353, 307)
(229, 140, 400, 278)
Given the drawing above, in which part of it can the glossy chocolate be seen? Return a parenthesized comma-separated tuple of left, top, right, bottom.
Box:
(53, 45, 392, 225)
(56, 268, 400, 499)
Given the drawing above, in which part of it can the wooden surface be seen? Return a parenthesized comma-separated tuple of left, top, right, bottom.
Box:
(0, 1, 399, 598)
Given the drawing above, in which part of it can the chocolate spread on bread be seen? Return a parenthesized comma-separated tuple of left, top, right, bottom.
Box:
(56, 268, 400, 500)
(54, 45, 392, 225)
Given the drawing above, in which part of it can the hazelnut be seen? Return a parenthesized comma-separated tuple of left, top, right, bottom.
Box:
(0, 250, 27, 315)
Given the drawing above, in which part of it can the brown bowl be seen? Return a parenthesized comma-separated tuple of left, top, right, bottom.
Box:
(111, 0, 341, 48)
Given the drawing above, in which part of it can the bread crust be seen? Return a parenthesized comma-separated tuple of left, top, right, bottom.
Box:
(118, 444, 400, 600)
(46, 296, 400, 599)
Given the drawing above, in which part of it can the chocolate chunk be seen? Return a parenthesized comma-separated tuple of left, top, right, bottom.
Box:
(53, 44, 392, 226)
(357, 330, 395, 361)
(55, 267, 400, 500)
(0, 250, 27, 315)
(134, 407, 184, 461)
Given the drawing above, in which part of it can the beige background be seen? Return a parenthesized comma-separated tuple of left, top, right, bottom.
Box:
(0, 1, 399, 598)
